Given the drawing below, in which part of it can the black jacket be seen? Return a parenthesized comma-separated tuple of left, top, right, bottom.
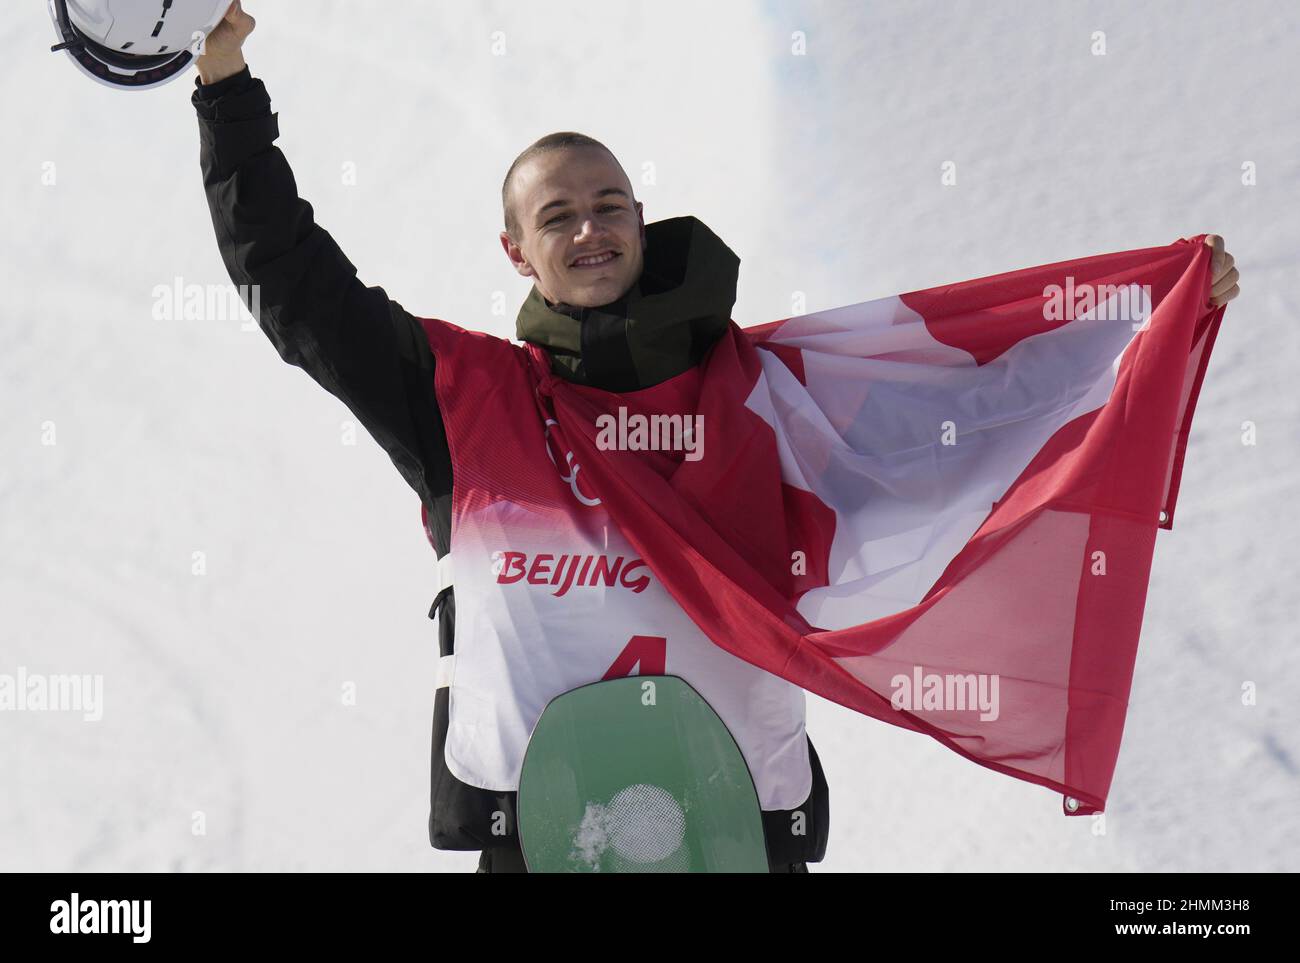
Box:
(192, 67, 829, 867)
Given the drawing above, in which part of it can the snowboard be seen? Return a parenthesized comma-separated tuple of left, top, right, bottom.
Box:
(516, 674, 769, 873)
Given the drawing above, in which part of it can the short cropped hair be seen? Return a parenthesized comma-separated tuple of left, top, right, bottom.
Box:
(502, 132, 618, 240)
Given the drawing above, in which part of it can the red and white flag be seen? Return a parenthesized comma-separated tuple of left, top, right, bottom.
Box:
(533, 235, 1227, 813)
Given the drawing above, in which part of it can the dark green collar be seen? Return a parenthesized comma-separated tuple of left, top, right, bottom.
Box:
(515, 215, 739, 391)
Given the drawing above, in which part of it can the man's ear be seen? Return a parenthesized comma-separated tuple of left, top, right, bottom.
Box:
(500, 231, 535, 278)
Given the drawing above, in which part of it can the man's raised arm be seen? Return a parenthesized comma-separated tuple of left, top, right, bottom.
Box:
(191, 3, 452, 535)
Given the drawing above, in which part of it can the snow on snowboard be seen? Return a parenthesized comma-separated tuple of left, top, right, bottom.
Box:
(517, 675, 768, 872)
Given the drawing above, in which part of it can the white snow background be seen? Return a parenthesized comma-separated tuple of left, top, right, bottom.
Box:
(0, 0, 1296, 872)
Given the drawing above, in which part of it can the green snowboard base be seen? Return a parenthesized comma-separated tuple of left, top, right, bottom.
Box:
(517, 675, 769, 873)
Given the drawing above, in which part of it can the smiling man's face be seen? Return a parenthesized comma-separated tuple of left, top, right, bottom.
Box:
(500, 146, 646, 308)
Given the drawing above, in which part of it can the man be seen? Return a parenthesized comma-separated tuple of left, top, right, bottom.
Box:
(195, 3, 1240, 874)
(194, 2, 832, 873)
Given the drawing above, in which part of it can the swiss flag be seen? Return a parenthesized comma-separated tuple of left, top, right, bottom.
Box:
(532, 236, 1226, 814)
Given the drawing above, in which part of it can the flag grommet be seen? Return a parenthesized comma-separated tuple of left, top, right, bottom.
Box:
(1064, 796, 1080, 813)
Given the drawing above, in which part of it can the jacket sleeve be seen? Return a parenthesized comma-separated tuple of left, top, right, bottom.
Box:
(192, 67, 453, 543)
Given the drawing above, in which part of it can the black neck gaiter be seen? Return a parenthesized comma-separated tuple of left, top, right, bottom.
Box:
(514, 215, 740, 392)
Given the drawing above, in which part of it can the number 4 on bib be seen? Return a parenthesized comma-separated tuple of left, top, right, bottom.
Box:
(517, 674, 769, 873)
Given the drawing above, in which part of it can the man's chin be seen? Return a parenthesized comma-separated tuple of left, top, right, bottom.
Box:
(556, 276, 636, 308)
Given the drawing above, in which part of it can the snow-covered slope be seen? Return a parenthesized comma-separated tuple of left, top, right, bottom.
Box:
(1, 0, 1295, 871)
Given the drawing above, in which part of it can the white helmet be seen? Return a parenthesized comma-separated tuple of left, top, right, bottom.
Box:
(49, 0, 235, 90)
